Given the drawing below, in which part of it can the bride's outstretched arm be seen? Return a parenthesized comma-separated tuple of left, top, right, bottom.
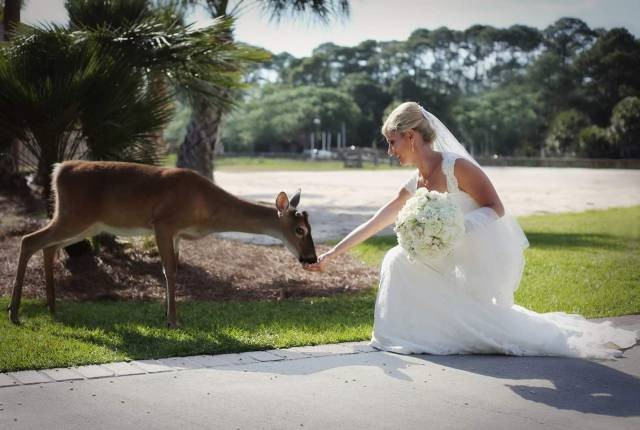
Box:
(303, 188, 411, 272)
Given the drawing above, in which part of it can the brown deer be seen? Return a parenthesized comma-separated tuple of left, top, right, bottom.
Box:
(8, 160, 317, 327)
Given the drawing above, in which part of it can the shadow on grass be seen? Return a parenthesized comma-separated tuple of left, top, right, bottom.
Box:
(5, 294, 375, 362)
(524, 231, 622, 250)
(359, 232, 623, 252)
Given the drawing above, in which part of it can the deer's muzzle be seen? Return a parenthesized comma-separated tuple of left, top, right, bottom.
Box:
(299, 255, 318, 264)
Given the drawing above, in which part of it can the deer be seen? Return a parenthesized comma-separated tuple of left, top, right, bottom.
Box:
(8, 160, 317, 328)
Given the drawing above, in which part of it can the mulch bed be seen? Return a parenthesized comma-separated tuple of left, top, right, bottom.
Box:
(0, 176, 378, 302)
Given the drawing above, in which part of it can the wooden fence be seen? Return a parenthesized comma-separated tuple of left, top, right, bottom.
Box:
(221, 150, 640, 169)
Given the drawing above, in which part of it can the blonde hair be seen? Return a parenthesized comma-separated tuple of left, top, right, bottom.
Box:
(381, 101, 436, 143)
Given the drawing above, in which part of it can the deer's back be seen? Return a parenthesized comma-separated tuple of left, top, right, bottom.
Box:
(52, 161, 226, 229)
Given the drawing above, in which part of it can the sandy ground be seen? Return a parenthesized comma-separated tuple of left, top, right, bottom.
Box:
(216, 167, 640, 243)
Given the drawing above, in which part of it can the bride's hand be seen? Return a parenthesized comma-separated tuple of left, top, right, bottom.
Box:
(303, 251, 334, 272)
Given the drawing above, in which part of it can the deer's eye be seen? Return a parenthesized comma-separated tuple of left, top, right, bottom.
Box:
(295, 227, 305, 235)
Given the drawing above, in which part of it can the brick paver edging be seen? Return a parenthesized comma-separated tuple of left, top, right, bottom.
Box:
(0, 342, 376, 388)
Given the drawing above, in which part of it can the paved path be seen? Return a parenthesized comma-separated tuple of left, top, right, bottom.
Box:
(1, 315, 638, 429)
(216, 167, 640, 242)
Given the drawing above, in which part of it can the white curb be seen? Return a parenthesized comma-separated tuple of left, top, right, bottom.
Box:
(0, 341, 376, 388)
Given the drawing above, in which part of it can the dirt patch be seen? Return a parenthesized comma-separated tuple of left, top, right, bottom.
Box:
(0, 179, 378, 302)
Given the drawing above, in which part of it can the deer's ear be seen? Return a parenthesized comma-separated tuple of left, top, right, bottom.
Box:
(289, 188, 301, 209)
(275, 191, 289, 216)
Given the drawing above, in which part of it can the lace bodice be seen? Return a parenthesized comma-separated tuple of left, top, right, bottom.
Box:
(403, 152, 480, 214)
(441, 152, 459, 192)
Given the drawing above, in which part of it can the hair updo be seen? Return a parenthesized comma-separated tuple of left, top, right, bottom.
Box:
(381, 101, 436, 144)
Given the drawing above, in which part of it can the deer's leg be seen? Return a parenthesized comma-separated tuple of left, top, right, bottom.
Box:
(9, 221, 92, 324)
(43, 246, 57, 315)
(173, 237, 180, 271)
(9, 239, 36, 324)
(154, 225, 178, 328)
(161, 239, 180, 318)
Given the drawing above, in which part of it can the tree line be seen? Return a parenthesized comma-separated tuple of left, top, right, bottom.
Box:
(217, 18, 640, 158)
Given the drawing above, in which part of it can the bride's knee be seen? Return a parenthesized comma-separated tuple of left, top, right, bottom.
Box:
(381, 246, 409, 268)
(383, 245, 403, 259)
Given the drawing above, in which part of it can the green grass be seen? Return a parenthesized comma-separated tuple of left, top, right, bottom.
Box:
(163, 154, 405, 171)
(351, 206, 640, 318)
(0, 292, 375, 372)
(515, 206, 640, 317)
(1, 206, 638, 371)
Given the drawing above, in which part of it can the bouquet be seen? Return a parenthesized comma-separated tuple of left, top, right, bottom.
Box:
(394, 188, 464, 261)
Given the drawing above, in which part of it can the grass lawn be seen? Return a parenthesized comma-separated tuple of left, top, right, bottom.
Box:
(163, 154, 406, 171)
(1, 206, 638, 371)
(0, 293, 375, 372)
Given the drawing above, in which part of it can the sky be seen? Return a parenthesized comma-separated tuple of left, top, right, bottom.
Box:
(21, 0, 640, 58)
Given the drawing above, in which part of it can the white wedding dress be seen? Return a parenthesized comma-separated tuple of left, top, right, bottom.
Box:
(370, 152, 639, 359)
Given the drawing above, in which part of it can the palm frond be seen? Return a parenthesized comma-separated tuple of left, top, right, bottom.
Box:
(73, 14, 265, 109)
(0, 23, 174, 171)
(0, 26, 94, 166)
(261, 0, 350, 23)
(80, 66, 174, 163)
(66, 0, 153, 30)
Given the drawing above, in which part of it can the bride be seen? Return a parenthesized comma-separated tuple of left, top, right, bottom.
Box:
(304, 101, 639, 359)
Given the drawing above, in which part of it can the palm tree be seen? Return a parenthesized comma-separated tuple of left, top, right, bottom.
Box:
(176, 0, 350, 181)
(0, 0, 259, 214)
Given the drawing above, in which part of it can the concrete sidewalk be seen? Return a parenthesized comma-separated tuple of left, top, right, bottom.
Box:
(1, 315, 639, 429)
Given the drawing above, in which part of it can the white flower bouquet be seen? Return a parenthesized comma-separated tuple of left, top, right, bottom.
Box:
(394, 188, 465, 261)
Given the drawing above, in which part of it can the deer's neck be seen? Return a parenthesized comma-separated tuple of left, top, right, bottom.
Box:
(208, 193, 282, 240)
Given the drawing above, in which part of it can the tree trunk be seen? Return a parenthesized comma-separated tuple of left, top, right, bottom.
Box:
(176, 1, 231, 182)
(35, 155, 56, 219)
(1, 1, 22, 177)
(150, 72, 171, 157)
(176, 104, 222, 182)
(3, 0, 21, 40)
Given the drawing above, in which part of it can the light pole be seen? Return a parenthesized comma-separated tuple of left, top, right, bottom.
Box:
(313, 117, 321, 156)
(490, 123, 497, 156)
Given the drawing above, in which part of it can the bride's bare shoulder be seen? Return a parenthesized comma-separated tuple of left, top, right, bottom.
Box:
(453, 158, 494, 195)
(453, 158, 502, 211)
(452, 157, 483, 178)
